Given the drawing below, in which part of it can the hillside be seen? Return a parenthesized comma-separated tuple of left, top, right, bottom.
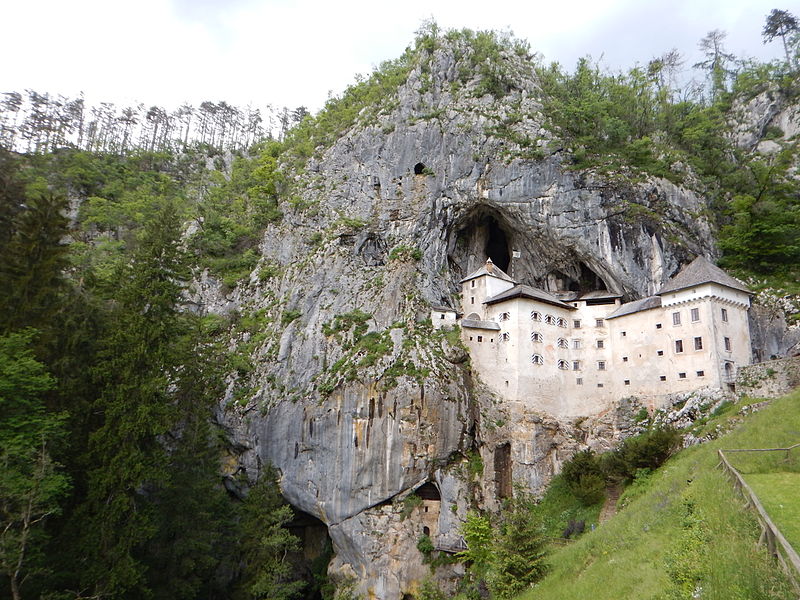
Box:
(526, 391, 800, 599)
(1, 21, 800, 600)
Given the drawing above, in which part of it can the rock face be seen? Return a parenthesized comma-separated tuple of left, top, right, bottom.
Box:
(209, 39, 766, 599)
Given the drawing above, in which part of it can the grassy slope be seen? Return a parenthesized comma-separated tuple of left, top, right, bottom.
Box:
(746, 473, 800, 552)
(523, 390, 800, 600)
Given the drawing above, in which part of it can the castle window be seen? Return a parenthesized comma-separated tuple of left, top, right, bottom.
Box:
(694, 336, 703, 350)
(596, 339, 604, 349)
(531, 354, 543, 365)
(657, 350, 664, 356)
(573, 361, 581, 371)
(557, 317, 568, 328)
(531, 332, 543, 342)
(724, 337, 731, 351)
(573, 339, 581, 349)
(499, 312, 511, 321)
(440, 313, 445, 319)
(660, 375, 667, 381)
(501, 332, 511, 342)
(471, 280, 475, 288)
(595, 319, 604, 327)
(469, 336, 473, 341)
(557, 338, 569, 348)
(573, 319, 581, 328)
(471, 297, 475, 304)
(544, 314, 555, 325)
(557, 360, 569, 370)
(624, 379, 630, 385)
(597, 361, 606, 371)
(597, 383, 604, 388)
(656, 323, 662, 329)
(679, 372, 687, 379)
(531, 311, 541, 322)
(622, 356, 628, 362)
(672, 312, 681, 325)
(621, 331, 627, 337)
(721, 308, 728, 322)
(696, 370, 705, 377)
(576, 378, 583, 385)
(477, 336, 483, 342)
(675, 339, 683, 353)
(691, 308, 700, 322)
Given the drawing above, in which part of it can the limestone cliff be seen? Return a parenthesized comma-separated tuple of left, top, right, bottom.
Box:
(206, 35, 786, 599)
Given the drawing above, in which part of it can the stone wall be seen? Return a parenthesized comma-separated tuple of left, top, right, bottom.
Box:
(736, 357, 800, 398)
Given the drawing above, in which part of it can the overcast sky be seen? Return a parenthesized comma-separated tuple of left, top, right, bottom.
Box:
(2, 0, 789, 113)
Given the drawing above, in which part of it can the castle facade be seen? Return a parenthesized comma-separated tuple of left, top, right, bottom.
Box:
(432, 256, 752, 417)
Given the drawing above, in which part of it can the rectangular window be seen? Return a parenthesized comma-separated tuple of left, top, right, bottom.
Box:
(660, 375, 667, 381)
(696, 370, 705, 377)
(469, 336, 473, 341)
(597, 361, 606, 371)
(597, 383, 604, 388)
(657, 350, 664, 356)
(691, 308, 700, 322)
(721, 308, 728, 322)
(576, 378, 583, 385)
(724, 337, 731, 351)
(595, 319, 604, 327)
(675, 339, 683, 353)
(573, 339, 581, 349)
(694, 337, 703, 350)
(622, 356, 628, 362)
(624, 379, 630, 385)
(679, 372, 687, 379)
(440, 314, 445, 319)
(477, 336, 483, 342)
(573, 320, 581, 328)
(573, 361, 581, 371)
(597, 339, 605, 349)
(621, 331, 627, 337)
(471, 297, 475, 304)
(656, 323, 662, 329)
(672, 312, 681, 325)
(471, 280, 475, 288)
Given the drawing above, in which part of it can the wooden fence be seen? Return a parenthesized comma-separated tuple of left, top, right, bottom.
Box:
(718, 445, 800, 592)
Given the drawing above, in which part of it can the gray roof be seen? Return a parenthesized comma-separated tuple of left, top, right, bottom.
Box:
(462, 319, 501, 331)
(607, 296, 662, 319)
(579, 290, 623, 300)
(431, 305, 457, 313)
(484, 284, 576, 310)
(460, 258, 516, 284)
(657, 256, 751, 295)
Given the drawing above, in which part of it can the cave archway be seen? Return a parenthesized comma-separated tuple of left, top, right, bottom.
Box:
(449, 209, 514, 279)
(285, 509, 333, 600)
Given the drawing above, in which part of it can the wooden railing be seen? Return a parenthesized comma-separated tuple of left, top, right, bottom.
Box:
(718, 446, 800, 592)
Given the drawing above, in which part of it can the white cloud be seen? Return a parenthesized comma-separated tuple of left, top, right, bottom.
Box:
(0, 0, 786, 113)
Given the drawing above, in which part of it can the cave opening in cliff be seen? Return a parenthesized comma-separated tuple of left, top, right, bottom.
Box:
(548, 262, 609, 293)
(285, 509, 333, 600)
(449, 210, 514, 281)
(494, 443, 512, 500)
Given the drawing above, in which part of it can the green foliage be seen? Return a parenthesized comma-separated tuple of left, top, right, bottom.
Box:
(400, 493, 423, 520)
(560, 449, 606, 506)
(417, 533, 435, 560)
(466, 449, 484, 477)
(661, 494, 709, 600)
(0, 331, 70, 600)
(388, 244, 423, 262)
(457, 511, 494, 580)
(282, 309, 302, 326)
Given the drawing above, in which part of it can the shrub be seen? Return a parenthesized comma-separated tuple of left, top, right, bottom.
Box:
(612, 427, 682, 480)
(561, 449, 606, 506)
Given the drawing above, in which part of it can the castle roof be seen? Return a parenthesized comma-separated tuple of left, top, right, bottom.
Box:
(484, 284, 576, 310)
(460, 258, 516, 284)
(462, 319, 501, 330)
(657, 256, 751, 296)
(606, 296, 662, 320)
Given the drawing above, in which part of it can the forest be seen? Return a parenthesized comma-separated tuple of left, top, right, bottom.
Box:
(1, 9, 800, 600)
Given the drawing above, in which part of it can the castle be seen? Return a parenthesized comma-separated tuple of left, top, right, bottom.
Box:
(432, 256, 752, 417)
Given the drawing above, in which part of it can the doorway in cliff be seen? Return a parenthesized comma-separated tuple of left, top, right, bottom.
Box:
(494, 443, 512, 500)
(285, 510, 334, 600)
(449, 208, 514, 282)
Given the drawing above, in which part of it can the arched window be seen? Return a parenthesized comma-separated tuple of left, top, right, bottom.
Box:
(501, 332, 511, 342)
(557, 338, 568, 348)
(557, 317, 568, 328)
(531, 311, 542, 322)
(499, 312, 511, 321)
(531, 354, 543, 365)
(557, 359, 570, 370)
(544, 314, 555, 325)
(531, 331, 542, 343)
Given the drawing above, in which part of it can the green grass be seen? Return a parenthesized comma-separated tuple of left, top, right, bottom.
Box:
(746, 472, 800, 553)
(521, 390, 800, 600)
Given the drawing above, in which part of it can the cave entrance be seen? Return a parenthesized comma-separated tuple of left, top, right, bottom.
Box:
(450, 210, 513, 280)
(286, 509, 333, 600)
(548, 262, 609, 293)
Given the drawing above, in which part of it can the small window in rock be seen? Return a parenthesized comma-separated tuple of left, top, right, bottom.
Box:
(440, 314, 445, 319)
(622, 356, 628, 362)
(469, 336, 473, 341)
(621, 331, 627, 337)
(660, 375, 667, 381)
(414, 162, 427, 175)
(423, 526, 430, 535)
(624, 379, 630, 385)
(657, 350, 664, 356)
(656, 323, 662, 329)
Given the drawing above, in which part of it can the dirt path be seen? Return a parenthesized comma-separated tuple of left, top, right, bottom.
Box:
(599, 484, 622, 523)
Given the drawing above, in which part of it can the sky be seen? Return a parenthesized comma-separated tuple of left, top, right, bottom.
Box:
(1, 0, 790, 113)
